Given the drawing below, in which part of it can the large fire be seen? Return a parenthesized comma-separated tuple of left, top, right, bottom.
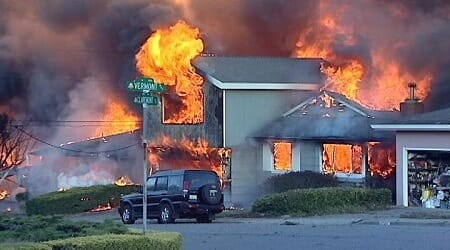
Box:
(294, 13, 432, 111)
(148, 135, 231, 182)
(136, 21, 204, 124)
(94, 101, 140, 137)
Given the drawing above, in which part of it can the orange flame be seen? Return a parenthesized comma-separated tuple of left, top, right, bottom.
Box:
(273, 142, 292, 171)
(91, 203, 112, 212)
(94, 101, 140, 137)
(115, 175, 134, 186)
(323, 144, 363, 175)
(368, 142, 396, 178)
(0, 189, 9, 200)
(148, 135, 231, 180)
(294, 14, 432, 110)
(136, 20, 204, 124)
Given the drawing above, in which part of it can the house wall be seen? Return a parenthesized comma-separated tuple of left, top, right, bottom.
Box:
(144, 81, 222, 146)
(395, 131, 450, 206)
(224, 90, 312, 206)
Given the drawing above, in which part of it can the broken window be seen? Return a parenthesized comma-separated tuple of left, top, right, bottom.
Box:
(272, 142, 292, 171)
(323, 144, 363, 175)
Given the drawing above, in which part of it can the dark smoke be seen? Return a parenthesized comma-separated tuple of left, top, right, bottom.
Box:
(0, 0, 448, 134)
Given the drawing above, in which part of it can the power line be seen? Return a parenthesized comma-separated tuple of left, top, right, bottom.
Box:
(11, 125, 139, 155)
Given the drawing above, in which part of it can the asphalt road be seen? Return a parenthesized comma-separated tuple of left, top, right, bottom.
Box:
(70, 208, 450, 250)
(121, 217, 449, 250)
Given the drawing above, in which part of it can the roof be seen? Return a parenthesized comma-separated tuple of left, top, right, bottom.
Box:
(372, 107, 450, 131)
(29, 130, 141, 157)
(193, 56, 326, 90)
(253, 90, 399, 142)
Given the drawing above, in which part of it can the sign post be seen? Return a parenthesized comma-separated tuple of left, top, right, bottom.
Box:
(127, 78, 165, 235)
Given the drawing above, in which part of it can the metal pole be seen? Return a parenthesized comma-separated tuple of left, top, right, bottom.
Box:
(142, 101, 149, 235)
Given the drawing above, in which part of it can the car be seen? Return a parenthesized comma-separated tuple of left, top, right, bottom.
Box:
(118, 169, 224, 224)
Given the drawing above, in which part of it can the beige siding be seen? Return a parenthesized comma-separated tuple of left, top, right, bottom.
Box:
(396, 131, 450, 206)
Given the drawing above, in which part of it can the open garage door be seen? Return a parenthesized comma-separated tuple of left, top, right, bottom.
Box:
(407, 150, 450, 208)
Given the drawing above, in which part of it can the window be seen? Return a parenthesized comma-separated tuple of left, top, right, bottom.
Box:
(155, 176, 168, 191)
(322, 144, 363, 177)
(168, 175, 183, 193)
(272, 141, 292, 171)
(146, 178, 156, 192)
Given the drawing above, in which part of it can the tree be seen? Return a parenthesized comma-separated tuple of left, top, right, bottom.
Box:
(0, 113, 34, 172)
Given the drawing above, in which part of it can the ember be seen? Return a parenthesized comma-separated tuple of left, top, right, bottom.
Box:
(136, 21, 204, 124)
(91, 203, 112, 212)
(115, 175, 134, 186)
(0, 189, 9, 200)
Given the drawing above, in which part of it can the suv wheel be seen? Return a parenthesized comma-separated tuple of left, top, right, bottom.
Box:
(158, 203, 174, 224)
(121, 204, 135, 224)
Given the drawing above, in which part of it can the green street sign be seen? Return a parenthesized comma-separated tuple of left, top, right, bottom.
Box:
(133, 95, 159, 105)
(127, 77, 166, 92)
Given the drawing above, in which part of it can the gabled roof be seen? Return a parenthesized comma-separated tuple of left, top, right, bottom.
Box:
(372, 107, 450, 131)
(253, 90, 399, 142)
(193, 56, 326, 90)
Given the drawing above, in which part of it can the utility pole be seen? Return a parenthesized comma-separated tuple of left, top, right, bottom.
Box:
(142, 93, 149, 235)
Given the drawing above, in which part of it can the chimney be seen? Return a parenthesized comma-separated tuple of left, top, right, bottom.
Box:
(400, 82, 424, 116)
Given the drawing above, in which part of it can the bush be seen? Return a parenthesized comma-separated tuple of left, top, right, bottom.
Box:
(264, 171, 338, 193)
(0, 214, 129, 243)
(25, 184, 139, 215)
(44, 232, 183, 250)
(252, 187, 392, 216)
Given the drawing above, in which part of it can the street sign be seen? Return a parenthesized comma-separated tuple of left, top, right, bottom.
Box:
(127, 77, 166, 92)
(133, 95, 158, 105)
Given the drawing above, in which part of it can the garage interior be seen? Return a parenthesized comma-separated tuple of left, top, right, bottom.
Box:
(408, 149, 450, 208)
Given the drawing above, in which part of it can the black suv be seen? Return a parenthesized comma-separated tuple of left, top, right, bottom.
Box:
(118, 169, 224, 224)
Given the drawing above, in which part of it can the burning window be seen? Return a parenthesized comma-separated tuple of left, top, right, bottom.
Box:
(323, 144, 363, 175)
(272, 142, 292, 171)
(162, 90, 204, 124)
(368, 142, 396, 178)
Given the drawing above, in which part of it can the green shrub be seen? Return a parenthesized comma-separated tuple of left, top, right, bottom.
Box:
(44, 232, 183, 250)
(25, 184, 138, 215)
(0, 242, 51, 250)
(0, 214, 129, 243)
(252, 187, 392, 216)
(265, 171, 338, 193)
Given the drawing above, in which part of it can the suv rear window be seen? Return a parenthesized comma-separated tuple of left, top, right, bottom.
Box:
(185, 171, 219, 189)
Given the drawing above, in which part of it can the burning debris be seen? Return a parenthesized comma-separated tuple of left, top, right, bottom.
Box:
(115, 175, 134, 186)
(0, 190, 9, 200)
(91, 203, 112, 212)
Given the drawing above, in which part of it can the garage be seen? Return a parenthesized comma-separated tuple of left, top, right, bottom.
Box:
(372, 107, 450, 207)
